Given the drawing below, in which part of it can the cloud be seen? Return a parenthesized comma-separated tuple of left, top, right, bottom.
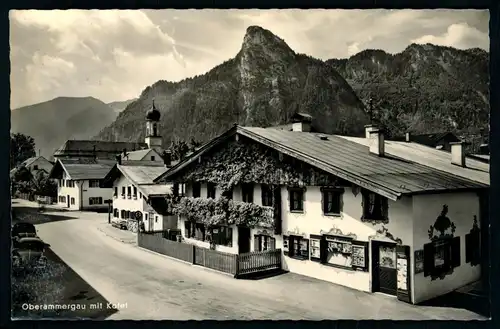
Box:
(411, 22, 489, 50)
(9, 9, 489, 109)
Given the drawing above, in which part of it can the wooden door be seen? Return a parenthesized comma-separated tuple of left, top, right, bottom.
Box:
(67, 195, 70, 208)
(148, 212, 155, 231)
(372, 240, 398, 296)
(238, 226, 251, 254)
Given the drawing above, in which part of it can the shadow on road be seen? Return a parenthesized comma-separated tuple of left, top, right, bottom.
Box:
(11, 248, 119, 320)
(420, 290, 490, 318)
(12, 207, 78, 225)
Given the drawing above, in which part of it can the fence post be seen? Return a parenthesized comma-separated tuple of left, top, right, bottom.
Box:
(235, 254, 240, 277)
(192, 245, 196, 264)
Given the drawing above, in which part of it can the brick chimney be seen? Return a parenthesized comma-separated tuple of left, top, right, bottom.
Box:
(365, 124, 377, 139)
(450, 141, 466, 167)
(369, 128, 385, 156)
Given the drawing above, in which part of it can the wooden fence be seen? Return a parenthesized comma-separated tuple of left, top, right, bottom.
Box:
(138, 232, 282, 277)
(15, 193, 55, 205)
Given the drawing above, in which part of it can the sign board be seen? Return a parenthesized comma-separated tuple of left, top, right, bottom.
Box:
(396, 245, 412, 303)
(135, 211, 143, 220)
(351, 245, 366, 268)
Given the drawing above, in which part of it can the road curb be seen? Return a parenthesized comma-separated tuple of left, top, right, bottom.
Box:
(96, 226, 136, 245)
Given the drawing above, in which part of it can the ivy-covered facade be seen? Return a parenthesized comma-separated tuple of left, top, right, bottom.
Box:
(156, 126, 488, 305)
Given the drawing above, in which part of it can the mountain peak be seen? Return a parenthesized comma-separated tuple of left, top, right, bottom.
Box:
(242, 25, 294, 54)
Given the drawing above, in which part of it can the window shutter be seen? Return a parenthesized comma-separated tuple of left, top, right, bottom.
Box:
(320, 236, 327, 263)
(465, 233, 472, 264)
(451, 236, 461, 268)
(270, 237, 276, 250)
(423, 242, 434, 277)
(254, 236, 260, 252)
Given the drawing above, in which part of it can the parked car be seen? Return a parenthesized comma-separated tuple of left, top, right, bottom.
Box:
(12, 222, 38, 244)
(111, 219, 128, 230)
(12, 237, 50, 272)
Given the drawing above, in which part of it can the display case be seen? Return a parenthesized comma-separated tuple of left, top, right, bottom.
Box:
(396, 245, 412, 303)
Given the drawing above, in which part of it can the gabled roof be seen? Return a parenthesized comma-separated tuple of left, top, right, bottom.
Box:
(101, 163, 170, 197)
(155, 125, 488, 201)
(54, 140, 148, 158)
(23, 156, 50, 167)
(122, 149, 160, 161)
(49, 158, 115, 180)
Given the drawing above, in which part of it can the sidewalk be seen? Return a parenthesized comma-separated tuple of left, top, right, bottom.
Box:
(96, 221, 137, 245)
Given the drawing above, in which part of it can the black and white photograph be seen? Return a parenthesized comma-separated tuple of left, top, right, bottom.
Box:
(9, 9, 490, 320)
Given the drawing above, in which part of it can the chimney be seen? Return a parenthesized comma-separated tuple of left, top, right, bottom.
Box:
(163, 150, 172, 168)
(365, 124, 377, 139)
(405, 132, 411, 142)
(122, 148, 127, 159)
(450, 141, 466, 167)
(115, 154, 121, 165)
(369, 128, 385, 156)
(291, 113, 312, 132)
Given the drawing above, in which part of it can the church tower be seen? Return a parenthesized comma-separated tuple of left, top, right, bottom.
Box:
(145, 100, 163, 154)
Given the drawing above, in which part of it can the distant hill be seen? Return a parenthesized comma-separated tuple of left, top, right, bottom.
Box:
(11, 97, 118, 159)
(94, 25, 370, 145)
(107, 98, 138, 114)
(326, 44, 489, 140)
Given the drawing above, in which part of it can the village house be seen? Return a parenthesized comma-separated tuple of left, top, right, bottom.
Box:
(101, 157, 175, 233)
(10, 155, 54, 177)
(154, 115, 489, 305)
(49, 158, 115, 211)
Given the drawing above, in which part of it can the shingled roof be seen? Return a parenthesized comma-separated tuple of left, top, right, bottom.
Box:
(155, 125, 488, 201)
(49, 158, 115, 180)
(54, 140, 148, 158)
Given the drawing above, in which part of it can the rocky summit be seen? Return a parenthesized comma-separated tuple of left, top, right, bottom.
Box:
(95, 25, 489, 145)
(94, 26, 370, 145)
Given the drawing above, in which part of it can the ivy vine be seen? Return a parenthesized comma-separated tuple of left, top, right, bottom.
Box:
(174, 140, 339, 192)
(173, 196, 274, 228)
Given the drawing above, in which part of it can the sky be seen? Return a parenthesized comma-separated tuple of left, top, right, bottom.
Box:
(9, 9, 489, 109)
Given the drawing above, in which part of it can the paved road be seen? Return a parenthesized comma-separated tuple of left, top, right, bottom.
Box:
(12, 200, 487, 320)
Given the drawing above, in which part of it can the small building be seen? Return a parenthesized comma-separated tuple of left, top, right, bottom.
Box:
(49, 158, 115, 210)
(54, 140, 148, 160)
(154, 119, 489, 305)
(10, 155, 54, 177)
(121, 148, 164, 164)
(101, 159, 174, 233)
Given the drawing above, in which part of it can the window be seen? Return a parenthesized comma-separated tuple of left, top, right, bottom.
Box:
(33, 165, 38, 170)
(70, 197, 75, 205)
(254, 235, 276, 252)
(139, 192, 142, 199)
(424, 237, 461, 278)
(121, 186, 126, 198)
(242, 183, 254, 203)
(89, 180, 100, 188)
(66, 180, 75, 188)
(155, 216, 158, 223)
(114, 187, 118, 197)
(211, 226, 233, 247)
(61, 196, 66, 203)
(261, 184, 273, 207)
(113, 208, 118, 217)
(289, 188, 304, 212)
(322, 188, 343, 215)
(222, 188, 233, 200)
(127, 186, 132, 197)
(120, 210, 125, 219)
(151, 156, 155, 161)
(192, 182, 201, 198)
(286, 235, 309, 259)
(323, 235, 354, 269)
(89, 197, 103, 205)
(133, 186, 137, 198)
(207, 183, 216, 199)
(361, 190, 388, 221)
(184, 221, 207, 241)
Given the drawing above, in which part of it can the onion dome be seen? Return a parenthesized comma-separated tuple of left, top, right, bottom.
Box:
(146, 100, 161, 121)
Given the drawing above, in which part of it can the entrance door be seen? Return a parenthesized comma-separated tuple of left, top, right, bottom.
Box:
(372, 240, 397, 296)
(238, 226, 251, 254)
(67, 195, 70, 208)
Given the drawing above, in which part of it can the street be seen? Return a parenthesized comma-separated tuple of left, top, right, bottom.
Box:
(12, 199, 488, 320)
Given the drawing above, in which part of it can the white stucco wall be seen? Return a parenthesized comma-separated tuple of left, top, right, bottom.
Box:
(278, 185, 413, 292)
(81, 180, 113, 210)
(57, 172, 80, 210)
(411, 192, 481, 304)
